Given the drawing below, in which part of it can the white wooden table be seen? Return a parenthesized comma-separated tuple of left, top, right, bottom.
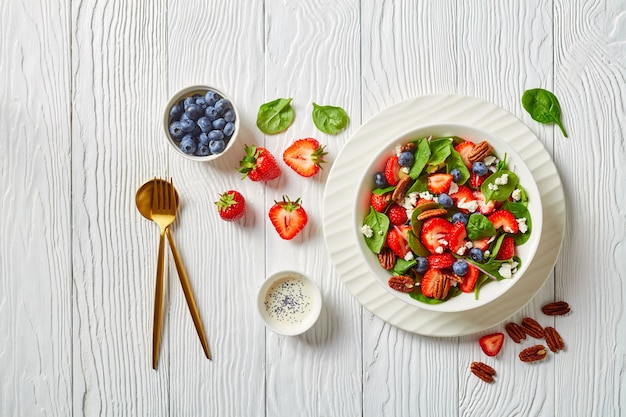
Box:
(2, 1, 625, 416)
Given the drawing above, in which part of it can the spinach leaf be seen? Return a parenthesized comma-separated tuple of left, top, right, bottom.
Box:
(502, 201, 532, 245)
(312, 103, 350, 135)
(409, 138, 431, 179)
(522, 88, 568, 137)
(256, 98, 295, 134)
(481, 170, 519, 202)
(392, 258, 416, 275)
(362, 207, 390, 254)
(407, 174, 429, 194)
(372, 186, 395, 195)
(408, 229, 430, 257)
(427, 138, 452, 167)
(409, 286, 462, 304)
(468, 256, 522, 281)
(446, 147, 470, 185)
(466, 213, 496, 241)
(473, 274, 491, 300)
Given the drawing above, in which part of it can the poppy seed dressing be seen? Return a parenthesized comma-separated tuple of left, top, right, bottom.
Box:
(264, 276, 313, 325)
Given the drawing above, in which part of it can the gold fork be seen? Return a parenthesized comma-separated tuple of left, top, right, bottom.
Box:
(151, 178, 177, 369)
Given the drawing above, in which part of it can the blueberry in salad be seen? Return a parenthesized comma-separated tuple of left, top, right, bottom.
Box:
(361, 136, 532, 304)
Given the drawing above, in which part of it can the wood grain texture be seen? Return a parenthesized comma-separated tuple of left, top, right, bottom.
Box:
(0, 1, 72, 416)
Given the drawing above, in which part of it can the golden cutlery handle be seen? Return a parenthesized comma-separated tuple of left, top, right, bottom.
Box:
(166, 227, 211, 360)
(152, 228, 166, 370)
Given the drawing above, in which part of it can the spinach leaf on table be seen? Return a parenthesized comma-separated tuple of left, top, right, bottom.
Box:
(312, 103, 350, 135)
(256, 98, 295, 134)
(521, 88, 568, 137)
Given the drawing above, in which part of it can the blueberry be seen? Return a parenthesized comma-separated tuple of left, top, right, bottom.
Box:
(469, 248, 484, 262)
(438, 193, 453, 209)
(180, 134, 197, 155)
(185, 104, 203, 121)
(205, 106, 219, 121)
(450, 168, 462, 183)
(180, 112, 192, 122)
(169, 103, 184, 119)
(374, 172, 388, 188)
(198, 132, 210, 145)
(197, 117, 212, 133)
(415, 257, 429, 274)
(472, 162, 488, 176)
(451, 212, 468, 225)
(452, 259, 469, 276)
(209, 139, 226, 154)
(223, 108, 236, 123)
(223, 122, 235, 137)
(183, 96, 195, 110)
(208, 130, 225, 142)
(212, 118, 226, 130)
(179, 118, 195, 133)
(214, 98, 231, 115)
(196, 143, 210, 156)
(195, 97, 208, 109)
(205, 90, 220, 106)
(169, 121, 185, 141)
(398, 151, 415, 167)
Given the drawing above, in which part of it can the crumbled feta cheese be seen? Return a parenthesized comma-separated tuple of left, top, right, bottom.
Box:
(487, 236, 496, 244)
(517, 217, 528, 233)
(498, 263, 513, 278)
(494, 173, 509, 185)
(488, 183, 499, 191)
(504, 226, 514, 233)
(435, 246, 444, 254)
(450, 280, 458, 287)
(448, 182, 459, 194)
(456, 246, 467, 256)
(438, 239, 449, 246)
(489, 165, 497, 173)
(419, 191, 434, 201)
(465, 241, 474, 249)
(511, 189, 522, 201)
(511, 261, 519, 269)
(404, 252, 415, 261)
(395, 145, 403, 156)
(457, 198, 478, 213)
(484, 155, 496, 166)
(401, 167, 410, 174)
(484, 250, 491, 257)
(361, 225, 373, 238)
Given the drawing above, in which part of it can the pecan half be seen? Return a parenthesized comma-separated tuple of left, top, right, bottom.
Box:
(541, 301, 570, 316)
(400, 142, 417, 153)
(388, 275, 415, 293)
(378, 247, 396, 270)
(416, 208, 447, 221)
(470, 362, 496, 383)
(392, 176, 412, 203)
(544, 326, 565, 353)
(505, 322, 526, 344)
(433, 275, 450, 299)
(521, 317, 545, 338)
(519, 345, 548, 362)
(467, 141, 493, 164)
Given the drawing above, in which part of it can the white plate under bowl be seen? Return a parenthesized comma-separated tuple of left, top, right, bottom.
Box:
(356, 124, 542, 313)
(322, 94, 565, 336)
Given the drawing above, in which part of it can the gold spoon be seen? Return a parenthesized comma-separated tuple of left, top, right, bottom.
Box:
(136, 178, 211, 361)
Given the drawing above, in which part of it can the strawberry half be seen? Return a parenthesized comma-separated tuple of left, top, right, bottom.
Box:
(214, 190, 246, 222)
(268, 196, 308, 240)
(427, 253, 456, 269)
(421, 268, 450, 298)
(458, 263, 479, 292)
(495, 235, 516, 260)
(282, 138, 327, 177)
(428, 173, 453, 194)
(371, 192, 390, 212)
(384, 156, 401, 186)
(388, 203, 408, 225)
(238, 144, 281, 181)
(386, 225, 411, 258)
(454, 141, 475, 168)
(479, 333, 505, 357)
(474, 190, 496, 214)
(471, 237, 491, 251)
(447, 222, 468, 254)
(488, 210, 519, 234)
(420, 217, 453, 254)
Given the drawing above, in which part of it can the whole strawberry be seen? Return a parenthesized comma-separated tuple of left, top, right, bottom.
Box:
(282, 138, 327, 177)
(215, 190, 246, 221)
(268, 196, 308, 240)
(238, 144, 281, 181)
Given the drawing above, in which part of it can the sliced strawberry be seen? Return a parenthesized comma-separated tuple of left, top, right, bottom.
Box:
(454, 141, 475, 168)
(416, 197, 433, 206)
(282, 138, 327, 177)
(386, 225, 411, 258)
(474, 190, 496, 214)
(420, 217, 453, 254)
(371, 193, 390, 212)
(495, 236, 516, 260)
(479, 333, 505, 357)
(428, 253, 456, 269)
(420, 268, 450, 298)
(268, 196, 308, 240)
(458, 264, 480, 293)
(488, 210, 519, 234)
(471, 237, 491, 251)
(384, 156, 401, 186)
(449, 185, 475, 212)
(447, 222, 468, 254)
(387, 203, 408, 225)
(427, 173, 453, 194)
(468, 172, 489, 189)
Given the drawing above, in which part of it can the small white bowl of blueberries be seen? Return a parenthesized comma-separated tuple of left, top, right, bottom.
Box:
(163, 85, 239, 161)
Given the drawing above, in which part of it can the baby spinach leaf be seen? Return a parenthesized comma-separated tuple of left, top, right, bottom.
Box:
(392, 258, 416, 275)
(427, 138, 452, 167)
(522, 88, 568, 137)
(446, 147, 470, 185)
(362, 207, 389, 254)
(372, 186, 395, 195)
(473, 274, 491, 300)
(409, 138, 431, 179)
(256, 98, 295, 134)
(407, 174, 429, 194)
(409, 286, 462, 304)
(466, 213, 496, 241)
(502, 201, 532, 245)
(312, 103, 350, 135)
(408, 229, 430, 257)
(481, 170, 519, 202)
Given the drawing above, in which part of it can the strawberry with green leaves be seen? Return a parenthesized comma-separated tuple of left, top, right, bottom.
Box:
(238, 144, 281, 181)
(215, 190, 246, 222)
(268, 196, 308, 240)
(282, 138, 327, 177)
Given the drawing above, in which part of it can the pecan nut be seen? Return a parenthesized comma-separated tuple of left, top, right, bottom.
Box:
(467, 141, 493, 164)
(416, 208, 448, 221)
(544, 326, 565, 353)
(378, 247, 396, 270)
(392, 176, 412, 203)
(470, 361, 496, 383)
(400, 142, 417, 153)
(505, 322, 526, 344)
(433, 275, 450, 300)
(521, 317, 545, 338)
(541, 301, 570, 316)
(388, 275, 415, 293)
(519, 345, 548, 362)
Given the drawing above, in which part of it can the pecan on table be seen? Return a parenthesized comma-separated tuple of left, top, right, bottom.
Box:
(378, 247, 396, 270)
(470, 361, 496, 383)
(521, 317, 545, 338)
(541, 301, 570, 316)
(388, 275, 415, 293)
(519, 345, 548, 362)
(544, 326, 565, 353)
(505, 322, 527, 344)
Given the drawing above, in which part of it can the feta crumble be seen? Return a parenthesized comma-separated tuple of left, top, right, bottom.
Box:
(456, 246, 467, 256)
(448, 182, 459, 194)
(361, 225, 373, 238)
(484, 155, 497, 166)
(511, 189, 522, 201)
(457, 198, 478, 213)
(435, 246, 444, 254)
(401, 166, 410, 174)
(498, 263, 513, 278)
(488, 183, 499, 191)
(517, 217, 528, 233)
(419, 191, 434, 201)
(494, 173, 509, 185)
(404, 252, 415, 261)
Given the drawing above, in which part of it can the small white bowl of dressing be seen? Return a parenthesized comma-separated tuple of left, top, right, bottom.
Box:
(257, 270, 322, 336)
